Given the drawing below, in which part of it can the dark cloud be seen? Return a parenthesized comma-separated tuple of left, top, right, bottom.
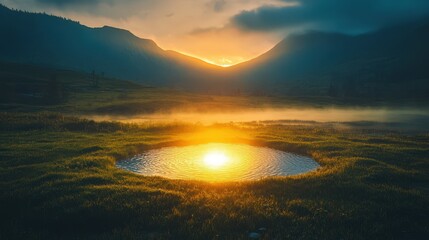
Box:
(34, 0, 105, 7)
(232, 0, 429, 33)
(12, 0, 150, 19)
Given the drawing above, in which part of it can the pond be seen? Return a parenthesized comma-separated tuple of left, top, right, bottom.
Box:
(116, 143, 319, 181)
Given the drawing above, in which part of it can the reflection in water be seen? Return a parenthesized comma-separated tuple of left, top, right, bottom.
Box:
(117, 143, 319, 182)
(204, 151, 228, 169)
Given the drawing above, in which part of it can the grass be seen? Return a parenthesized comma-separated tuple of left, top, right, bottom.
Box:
(0, 113, 428, 239)
(1, 62, 428, 239)
(2, 61, 428, 117)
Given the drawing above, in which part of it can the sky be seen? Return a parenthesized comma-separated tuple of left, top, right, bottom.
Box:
(2, 0, 429, 66)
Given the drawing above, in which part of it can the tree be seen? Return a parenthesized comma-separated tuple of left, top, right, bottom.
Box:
(91, 70, 99, 88)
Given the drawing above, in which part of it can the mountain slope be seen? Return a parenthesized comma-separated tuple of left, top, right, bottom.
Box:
(0, 4, 221, 88)
(229, 19, 429, 99)
(1, 4, 429, 100)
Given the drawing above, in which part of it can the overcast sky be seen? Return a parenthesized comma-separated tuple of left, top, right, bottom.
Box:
(2, 0, 429, 66)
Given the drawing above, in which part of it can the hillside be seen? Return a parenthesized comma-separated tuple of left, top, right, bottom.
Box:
(0, 4, 222, 89)
(1, 4, 429, 101)
(229, 19, 429, 100)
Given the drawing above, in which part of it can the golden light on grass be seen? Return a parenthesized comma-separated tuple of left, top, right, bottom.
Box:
(203, 151, 229, 169)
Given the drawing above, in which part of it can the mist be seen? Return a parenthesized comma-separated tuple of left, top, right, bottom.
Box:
(86, 107, 429, 129)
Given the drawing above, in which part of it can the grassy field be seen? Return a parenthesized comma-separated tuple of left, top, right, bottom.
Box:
(2, 61, 428, 117)
(1, 62, 428, 239)
(0, 113, 428, 239)
(0, 61, 318, 115)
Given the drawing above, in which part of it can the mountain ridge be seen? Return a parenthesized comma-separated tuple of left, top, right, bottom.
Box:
(227, 18, 429, 99)
(0, 4, 222, 89)
(1, 3, 429, 100)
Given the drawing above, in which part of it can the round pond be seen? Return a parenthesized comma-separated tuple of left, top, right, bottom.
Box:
(117, 143, 319, 181)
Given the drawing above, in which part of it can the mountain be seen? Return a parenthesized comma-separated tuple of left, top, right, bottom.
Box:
(1, 4, 429, 101)
(0, 4, 222, 89)
(229, 18, 429, 100)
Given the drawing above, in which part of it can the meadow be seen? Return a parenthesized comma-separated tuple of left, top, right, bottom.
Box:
(0, 112, 428, 239)
(0, 63, 428, 239)
(2, 61, 425, 117)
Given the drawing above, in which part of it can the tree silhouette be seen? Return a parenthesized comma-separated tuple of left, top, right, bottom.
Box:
(91, 70, 99, 88)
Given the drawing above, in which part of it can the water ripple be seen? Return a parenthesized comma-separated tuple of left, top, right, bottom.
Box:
(117, 143, 319, 181)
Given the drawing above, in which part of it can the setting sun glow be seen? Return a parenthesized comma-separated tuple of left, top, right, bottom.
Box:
(203, 151, 229, 169)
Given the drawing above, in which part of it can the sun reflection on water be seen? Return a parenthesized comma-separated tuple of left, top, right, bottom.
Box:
(203, 151, 229, 169)
(117, 143, 319, 182)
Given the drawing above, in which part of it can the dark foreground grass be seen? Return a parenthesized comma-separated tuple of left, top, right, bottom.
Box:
(0, 113, 428, 239)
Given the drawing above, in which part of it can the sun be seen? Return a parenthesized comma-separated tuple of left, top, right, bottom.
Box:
(203, 151, 228, 168)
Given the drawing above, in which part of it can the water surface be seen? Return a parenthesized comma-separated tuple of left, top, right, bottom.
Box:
(117, 143, 319, 181)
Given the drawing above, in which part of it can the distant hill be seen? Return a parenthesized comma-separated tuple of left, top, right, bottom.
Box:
(0, 4, 222, 89)
(229, 18, 429, 100)
(1, 4, 429, 101)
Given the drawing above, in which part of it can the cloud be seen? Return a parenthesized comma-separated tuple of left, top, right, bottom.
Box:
(3, 0, 155, 19)
(189, 27, 221, 36)
(34, 0, 104, 7)
(211, 0, 226, 12)
(232, 0, 429, 34)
